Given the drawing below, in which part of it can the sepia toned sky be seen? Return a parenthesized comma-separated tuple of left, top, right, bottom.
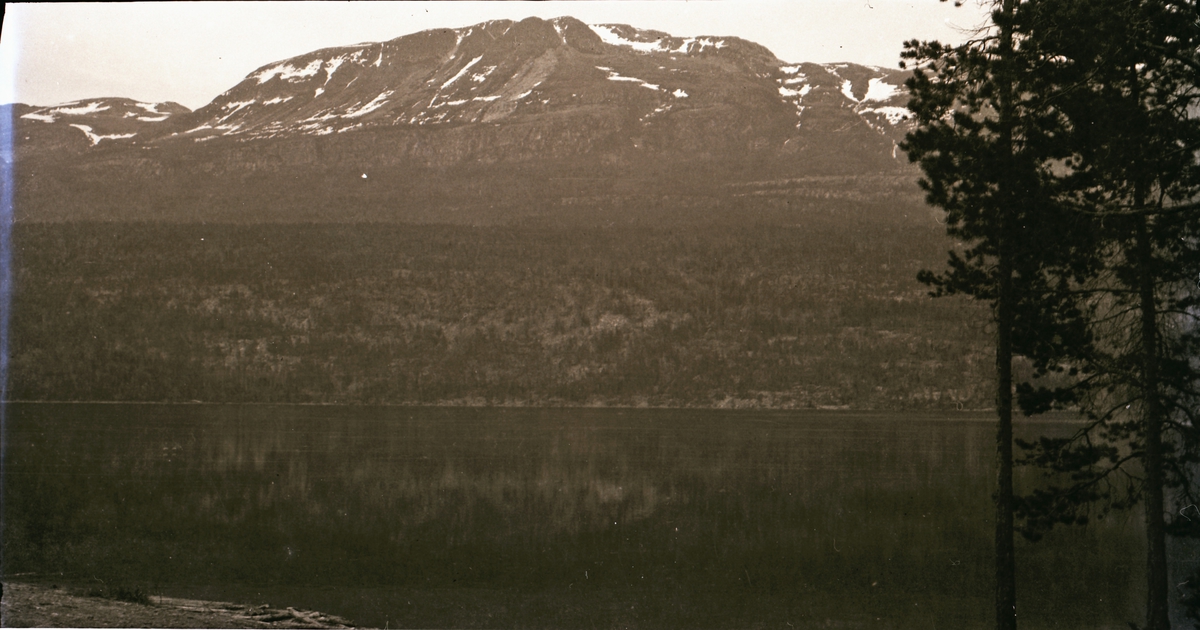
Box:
(0, 1, 994, 110)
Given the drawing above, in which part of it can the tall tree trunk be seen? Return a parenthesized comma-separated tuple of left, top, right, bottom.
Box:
(1135, 211, 1170, 630)
(995, 1, 1019, 628)
(995, 246, 1017, 630)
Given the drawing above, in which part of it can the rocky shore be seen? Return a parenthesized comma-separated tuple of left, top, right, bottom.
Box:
(1, 581, 354, 628)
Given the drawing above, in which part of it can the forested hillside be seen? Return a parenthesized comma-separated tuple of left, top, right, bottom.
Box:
(9, 217, 990, 408)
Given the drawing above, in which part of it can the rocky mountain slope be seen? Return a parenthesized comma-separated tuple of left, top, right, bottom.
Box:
(9, 17, 922, 224)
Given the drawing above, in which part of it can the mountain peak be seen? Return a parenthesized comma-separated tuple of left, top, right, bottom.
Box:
(13, 17, 919, 224)
(165, 17, 881, 144)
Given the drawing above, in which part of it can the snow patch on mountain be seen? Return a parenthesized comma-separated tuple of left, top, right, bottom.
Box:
(471, 66, 498, 83)
(859, 106, 910, 126)
(778, 85, 812, 99)
(607, 74, 659, 90)
(255, 59, 324, 84)
(323, 57, 346, 84)
(69, 124, 136, 146)
(670, 37, 727, 54)
(641, 104, 668, 122)
(776, 71, 813, 128)
(301, 110, 342, 124)
(863, 78, 899, 102)
(591, 24, 726, 55)
(598, 67, 660, 91)
(217, 100, 256, 125)
(551, 19, 570, 45)
(840, 80, 858, 103)
(441, 56, 484, 90)
(591, 25, 663, 53)
(52, 102, 111, 116)
(19, 99, 183, 129)
(343, 91, 394, 118)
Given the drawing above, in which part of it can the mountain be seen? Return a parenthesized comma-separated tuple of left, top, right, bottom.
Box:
(9, 17, 923, 224)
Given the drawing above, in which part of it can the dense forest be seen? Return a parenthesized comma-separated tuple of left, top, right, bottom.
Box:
(8, 213, 991, 409)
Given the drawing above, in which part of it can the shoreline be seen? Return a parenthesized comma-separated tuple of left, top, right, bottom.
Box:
(2, 398, 998, 412)
(1, 581, 355, 629)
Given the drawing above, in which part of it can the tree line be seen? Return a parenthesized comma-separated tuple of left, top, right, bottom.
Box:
(8, 218, 990, 410)
(901, 1, 1200, 628)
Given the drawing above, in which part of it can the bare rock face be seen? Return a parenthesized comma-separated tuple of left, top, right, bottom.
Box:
(11, 17, 919, 224)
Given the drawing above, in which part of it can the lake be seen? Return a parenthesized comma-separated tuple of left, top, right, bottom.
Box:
(3, 404, 1143, 628)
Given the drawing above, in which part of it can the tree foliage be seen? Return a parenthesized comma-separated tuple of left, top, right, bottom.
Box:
(905, 0, 1200, 627)
(900, 2, 1088, 626)
(999, 1, 1200, 627)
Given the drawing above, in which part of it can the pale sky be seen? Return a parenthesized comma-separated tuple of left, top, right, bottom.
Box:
(0, 1, 994, 110)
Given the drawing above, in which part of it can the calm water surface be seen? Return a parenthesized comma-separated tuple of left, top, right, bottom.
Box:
(4, 404, 1142, 628)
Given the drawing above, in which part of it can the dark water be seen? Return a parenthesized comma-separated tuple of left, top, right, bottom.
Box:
(3, 404, 1143, 628)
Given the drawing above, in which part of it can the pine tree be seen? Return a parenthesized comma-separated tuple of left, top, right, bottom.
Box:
(900, 1, 1090, 626)
(1005, 1, 1200, 628)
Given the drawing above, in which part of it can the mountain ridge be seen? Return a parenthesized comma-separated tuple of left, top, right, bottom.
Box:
(9, 16, 924, 224)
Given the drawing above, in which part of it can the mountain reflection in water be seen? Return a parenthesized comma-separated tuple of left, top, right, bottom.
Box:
(4, 404, 1141, 629)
